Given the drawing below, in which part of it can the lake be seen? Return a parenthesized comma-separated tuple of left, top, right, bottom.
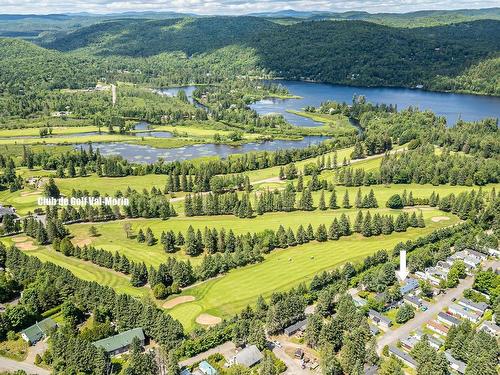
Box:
(250, 80, 500, 126)
(75, 135, 329, 163)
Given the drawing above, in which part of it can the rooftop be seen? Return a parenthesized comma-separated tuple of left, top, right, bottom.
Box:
(400, 278, 419, 295)
(233, 345, 263, 367)
(199, 361, 218, 375)
(403, 295, 422, 306)
(388, 346, 417, 367)
(368, 310, 392, 325)
(445, 350, 466, 374)
(284, 319, 307, 334)
(437, 312, 461, 326)
(21, 318, 57, 342)
(427, 320, 449, 334)
(93, 327, 144, 354)
(458, 298, 488, 312)
(479, 321, 500, 335)
(449, 303, 481, 321)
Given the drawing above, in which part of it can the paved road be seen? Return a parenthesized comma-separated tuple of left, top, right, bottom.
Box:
(0, 356, 50, 375)
(376, 259, 499, 354)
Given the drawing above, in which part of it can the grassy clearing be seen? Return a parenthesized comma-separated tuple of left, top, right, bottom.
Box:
(167, 214, 458, 331)
(287, 110, 357, 134)
(0, 337, 29, 361)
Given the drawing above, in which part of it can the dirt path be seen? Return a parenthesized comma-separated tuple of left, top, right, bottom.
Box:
(179, 341, 236, 367)
(0, 340, 50, 375)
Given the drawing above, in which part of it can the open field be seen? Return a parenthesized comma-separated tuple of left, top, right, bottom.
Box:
(166, 213, 458, 330)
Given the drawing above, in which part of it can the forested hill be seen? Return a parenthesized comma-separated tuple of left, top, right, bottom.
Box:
(38, 17, 500, 90)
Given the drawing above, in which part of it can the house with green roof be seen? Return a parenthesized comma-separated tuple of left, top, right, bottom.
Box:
(21, 318, 57, 344)
(93, 327, 145, 356)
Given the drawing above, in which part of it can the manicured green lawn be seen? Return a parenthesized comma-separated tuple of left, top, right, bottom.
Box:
(0, 237, 149, 298)
(0, 133, 139, 145)
(167, 214, 458, 331)
(0, 188, 44, 216)
(55, 173, 168, 196)
(65, 182, 496, 267)
(0, 125, 104, 137)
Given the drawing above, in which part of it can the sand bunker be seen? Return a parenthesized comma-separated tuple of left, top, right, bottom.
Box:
(20, 191, 41, 197)
(163, 295, 195, 309)
(403, 206, 433, 212)
(74, 238, 92, 247)
(431, 216, 450, 222)
(196, 313, 222, 325)
(11, 236, 29, 243)
(16, 241, 37, 250)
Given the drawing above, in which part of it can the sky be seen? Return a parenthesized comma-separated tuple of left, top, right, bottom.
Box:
(0, 0, 498, 15)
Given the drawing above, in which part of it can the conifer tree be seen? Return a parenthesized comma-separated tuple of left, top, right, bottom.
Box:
(319, 190, 326, 210)
(296, 225, 307, 244)
(339, 213, 351, 236)
(354, 211, 363, 233)
(185, 226, 199, 256)
(315, 224, 328, 242)
(342, 190, 351, 208)
(355, 188, 363, 208)
(306, 224, 315, 240)
(137, 229, 145, 243)
(362, 211, 373, 237)
(328, 218, 341, 240)
(329, 188, 338, 209)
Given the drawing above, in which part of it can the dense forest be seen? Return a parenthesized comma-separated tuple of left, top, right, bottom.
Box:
(0, 16, 498, 96)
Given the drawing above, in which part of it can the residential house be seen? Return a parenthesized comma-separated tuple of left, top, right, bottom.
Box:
(231, 345, 263, 367)
(369, 324, 379, 336)
(426, 320, 449, 336)
(413, 330, 443, 350)
(353, 295, 367, 307)
(445, 351, 466, 374)
(364, 365, 379, 375)
(487, 248, 500, 257)
(21, 318, 57, 344)
(464, 249, 487, 260)
(400, 335, 419, 351)
(479, 321, 500, 336)
(0, 205, 17, 223)
(388, 346, 417, 369)
(284, 319, 307, 336)
(198, 361, 218, 375)
(462, 256, 481, 271)
(437, 312, 461, 327)
(448, 303, 480, 323)
(180, 369, 192, 375)
(368, 310, 392, 329)
(403, 295, 423, 309)
(457, 298, 488, 315)
(427, 335, 444, 350)
(400, 278, 419, 295)
(93, 327, 145, 356)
